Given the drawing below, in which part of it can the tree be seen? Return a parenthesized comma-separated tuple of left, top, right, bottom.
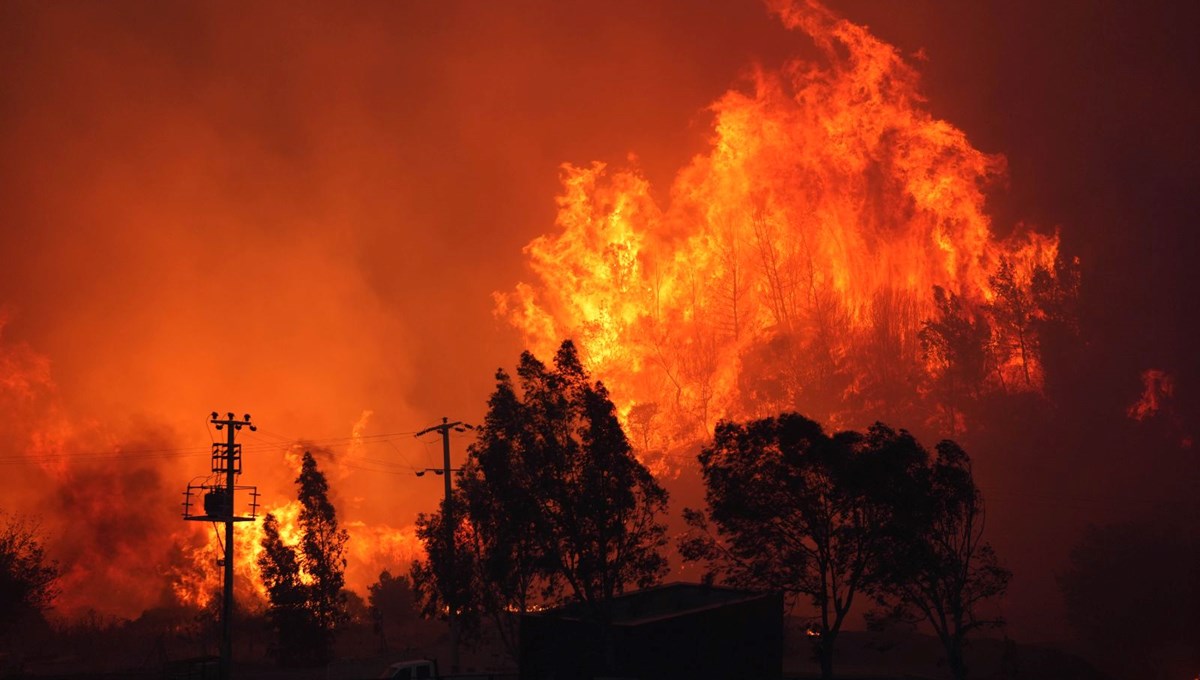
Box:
(296, 451, 349, 636)
(258, 451, 349, 666)
(258, 513, 315, 665)
(412, 340, 670, 665)
(919, 286, 991, 435)
(367, 570, 418, 653)
(1058, 513, 1199, 680)
(0, 512, 60, 635)
(1029, 254, 1081, 398)
(410, 494, 484, 647)
(873, 440, 1010, 680)
(681, 414, 926, 679)
(986, 257, 1037, 387)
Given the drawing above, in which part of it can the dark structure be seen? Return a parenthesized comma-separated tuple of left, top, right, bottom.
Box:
(519, 582, 783, 680)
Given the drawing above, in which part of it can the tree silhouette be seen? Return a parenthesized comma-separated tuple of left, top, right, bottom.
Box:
(410, 494, 482, 644)
(1029, 254, 1081, 398)
(873, 440, 1010, 680)
(0, 512, 59, 637)
(681, 414, 926, 679)
(919, 286, 991, 435)
(258, 451, 348, 666)
(1059, 513, 1199, 680)
(367, 569, 418, 653)
(258, 513, 314, 665)
(413, 340, 669, 665)
(986, 257, 1037, 387)
(296, 451, 349, 637)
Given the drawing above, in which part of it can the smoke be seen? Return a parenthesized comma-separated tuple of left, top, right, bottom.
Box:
(0, 0, 1194, 656)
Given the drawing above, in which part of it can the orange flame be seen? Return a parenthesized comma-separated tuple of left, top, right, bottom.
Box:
(498, 0, 1063, 452)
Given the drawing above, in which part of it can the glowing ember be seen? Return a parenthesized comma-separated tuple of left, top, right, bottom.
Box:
(1128, 369, 1174, 422)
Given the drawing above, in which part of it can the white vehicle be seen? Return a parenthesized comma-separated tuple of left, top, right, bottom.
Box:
(378, 659, 437, 680)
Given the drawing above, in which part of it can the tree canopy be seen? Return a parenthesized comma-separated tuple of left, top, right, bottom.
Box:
(683, 413, 1007, 680)
(413, 340, 669, 659)
(682, 414, 927, 678)
(0, 512, 60, 636)
(873, 440, 1010, 680)
(258, 451, 349, 666)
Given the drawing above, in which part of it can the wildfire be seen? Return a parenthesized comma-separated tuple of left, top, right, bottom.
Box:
(497, 0, 1068, 453)
(173, 454, 424, 612)
(2, 317, 422, 618)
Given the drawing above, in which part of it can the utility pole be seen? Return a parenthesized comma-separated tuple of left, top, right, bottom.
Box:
(415, 417, 473, 674)
(183, 412, 259, 680)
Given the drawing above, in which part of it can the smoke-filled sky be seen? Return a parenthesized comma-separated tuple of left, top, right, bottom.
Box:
(0, 0, 1196, 645)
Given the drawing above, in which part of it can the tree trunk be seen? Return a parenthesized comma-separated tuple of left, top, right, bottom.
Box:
(948, 640, 968, 680)
(816, 639, 835, 680)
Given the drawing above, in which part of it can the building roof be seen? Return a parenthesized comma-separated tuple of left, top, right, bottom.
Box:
(526, 581, 776, 626)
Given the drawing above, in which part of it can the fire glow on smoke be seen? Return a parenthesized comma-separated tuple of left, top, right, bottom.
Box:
(2, 0, 1089, 618)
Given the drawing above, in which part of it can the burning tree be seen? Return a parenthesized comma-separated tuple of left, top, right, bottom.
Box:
(412, 340, 669, 662)
(919, 286, 992, 436)
(497, 0, 1078, 448)
(681, 414, 927, 679)
(257, 451, 349, 666)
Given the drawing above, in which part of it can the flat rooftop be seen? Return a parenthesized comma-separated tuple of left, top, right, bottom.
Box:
(528, 581, 776, 626)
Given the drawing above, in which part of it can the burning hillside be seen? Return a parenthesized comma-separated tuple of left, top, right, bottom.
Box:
(498, 0, 1075, 453)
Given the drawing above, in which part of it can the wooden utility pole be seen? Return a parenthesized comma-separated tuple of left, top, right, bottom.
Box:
(183, 412, 259, 680)
(415, 417, 472, 674)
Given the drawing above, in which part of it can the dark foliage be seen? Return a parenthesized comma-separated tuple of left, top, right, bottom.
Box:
(681, 414, 927, 679)
(257, 451, 349, 666)
(367, 569, 418, 652)
(412, 340, 669, 661)
(296, 451, 349, 634)
(0, 512, 60, 636)
(1059, 513, 1199, 680)
(920, 286, 991, 435)
(873, 440, 1010, 680)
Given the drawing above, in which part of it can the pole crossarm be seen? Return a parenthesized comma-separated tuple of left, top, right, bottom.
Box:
(413, 416, 474, 673)
(182, 410, 259, 680)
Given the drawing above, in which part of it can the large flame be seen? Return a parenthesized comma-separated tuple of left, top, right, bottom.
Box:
(498, 0, 1063, 453)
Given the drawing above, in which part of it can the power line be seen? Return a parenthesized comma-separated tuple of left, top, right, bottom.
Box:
(0, 427, 429, 465)
(413, 417, 475, 674)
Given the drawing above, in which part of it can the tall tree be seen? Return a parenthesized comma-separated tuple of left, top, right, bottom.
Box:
(873, 441, 1010, 680)
(1028, 254, 1081, 398)
(919, 286, 991, 435)
(258, 513, 315, 665)
(296, 451, 349, 636)
(681, 414, 926, 679)
(258, 451, 349, 666)
(0, 512, 59, 636)
(410, 494, 483, 645)
(367, 569, 418, 653)
(986, 257, 1037, 387)
(413, 340, 669, 663)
